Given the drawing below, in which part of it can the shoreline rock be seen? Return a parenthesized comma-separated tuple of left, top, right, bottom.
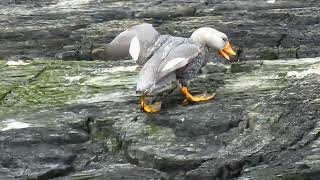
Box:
(0, 0, 319, 60)
(1, 58, 320, 179)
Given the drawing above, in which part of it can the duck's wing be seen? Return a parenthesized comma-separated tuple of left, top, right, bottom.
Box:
(96, 23, 159, 62)
(128, 24, 160, 66)
(156, 43, 201, 82)
(136, 38, 201, 93)
(136, 37, 189, 93)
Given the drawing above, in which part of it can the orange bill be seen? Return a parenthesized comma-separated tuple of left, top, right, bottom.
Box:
(218, 42, 236, 60)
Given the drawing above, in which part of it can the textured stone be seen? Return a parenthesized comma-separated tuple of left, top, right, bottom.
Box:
(1, 0, 320, 179)
(1, 58, 320, 179)
(0, 0, 319, 60)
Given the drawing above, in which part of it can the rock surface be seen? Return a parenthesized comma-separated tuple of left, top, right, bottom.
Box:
(1, 57, 320, 179)
(0, 0, 319, 60)
(1, 0, 320, 179)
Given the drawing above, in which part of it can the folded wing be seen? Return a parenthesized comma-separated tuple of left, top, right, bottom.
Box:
(156, 43, 201, 81)
(137, 38, 201, 93)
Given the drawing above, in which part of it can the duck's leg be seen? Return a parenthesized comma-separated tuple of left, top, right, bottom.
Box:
(140, 95, 161, 113)
(181, 86, 215, 104)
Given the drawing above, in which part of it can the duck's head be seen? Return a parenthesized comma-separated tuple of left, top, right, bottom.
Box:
(190, 27, 236, 60)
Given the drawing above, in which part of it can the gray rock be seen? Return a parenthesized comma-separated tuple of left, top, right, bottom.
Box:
(60, 164, 168, 180)
(136, 6, 196, 20)
(2, 58, 320, 179)
(1, 0, 320, 179)
(0, 0, 319, 60)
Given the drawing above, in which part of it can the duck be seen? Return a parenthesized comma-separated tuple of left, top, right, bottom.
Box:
(93, 23, 236, 113)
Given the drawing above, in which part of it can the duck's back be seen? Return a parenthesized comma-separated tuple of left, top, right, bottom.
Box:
(137, 35, 204, 94)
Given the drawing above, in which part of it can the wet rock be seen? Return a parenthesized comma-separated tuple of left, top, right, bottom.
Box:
(259, 50, 279, 60)
(230, 61, 263, 73)
(64, 164, 168, 180)
(0, 167, 15, 180)
(0, 142, 76, 179)
(55, 51, 80, 61)
(136, 6, 196, 20)
(2, 58, 318, 179)
(0, 0, 319, 60)
(55, 50, 92, 61)
(0, 59, 169, 179)
(1, 1, 320, 178)
(27, 164, 73, 180)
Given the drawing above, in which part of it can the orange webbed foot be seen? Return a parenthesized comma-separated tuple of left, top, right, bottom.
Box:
(181, 87, 215, 104)
(140, 96, 161, 113)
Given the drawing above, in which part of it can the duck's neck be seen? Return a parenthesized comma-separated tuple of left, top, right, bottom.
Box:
(190, 28, 209, 46)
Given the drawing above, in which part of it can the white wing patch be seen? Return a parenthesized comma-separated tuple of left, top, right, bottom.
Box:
(161, 58, 187, 72)
(129, 36, 140, 61)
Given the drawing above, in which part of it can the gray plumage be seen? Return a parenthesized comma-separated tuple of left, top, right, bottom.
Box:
(98, 23, 232, 99)
(93, 23, 159, 64)
(136, 35, 210, 95)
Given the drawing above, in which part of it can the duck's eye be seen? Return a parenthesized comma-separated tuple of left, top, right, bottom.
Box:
(222, 37, 228, 42)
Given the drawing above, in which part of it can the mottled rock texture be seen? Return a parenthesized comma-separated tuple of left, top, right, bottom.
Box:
(1, 0, 320, 179)
(1, 57, 320, 179)
(0, 0, 319, 60)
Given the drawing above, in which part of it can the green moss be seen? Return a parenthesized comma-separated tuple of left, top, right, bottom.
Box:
(110, 137, 124, 153)
(0, 59, 136, 129)
(12, 39, 69, 51)
(231, 62, 252, 73)
(281, 174, 310, 180)
(144, 124, 161, 136)
(92, 130, 109, 141)
(260, 50, 279, 60)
